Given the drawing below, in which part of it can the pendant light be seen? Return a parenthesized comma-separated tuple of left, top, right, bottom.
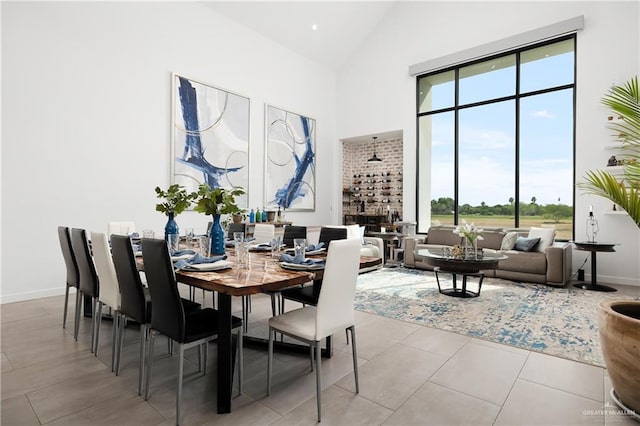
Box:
(368, 136, 383, 162)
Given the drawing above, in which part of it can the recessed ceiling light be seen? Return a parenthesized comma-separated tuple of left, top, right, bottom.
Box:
(311, 24, 318, 31)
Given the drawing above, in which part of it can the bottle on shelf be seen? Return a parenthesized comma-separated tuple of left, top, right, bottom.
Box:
(249, 209, 255, 223)
(277, 206, 282, 222)
(256, 207, 261, 223)
(261, 207, 267, 223)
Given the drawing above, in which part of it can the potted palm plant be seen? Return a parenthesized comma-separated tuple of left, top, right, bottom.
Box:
(155, 184, 197, 240)
(193, 184, 245, 255)
(580, 76, 640, 415)
(580, 76, 640, 227)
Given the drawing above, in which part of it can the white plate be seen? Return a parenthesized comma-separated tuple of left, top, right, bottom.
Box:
(171, 253, 194, 261)
(306, 248, 326, 256)
(249, 244, 272, 252)
(134, 251, 143, 257)
(280, 262, 325, 271)
(284, 248, 326, 256)
(181, 260, 234, 272)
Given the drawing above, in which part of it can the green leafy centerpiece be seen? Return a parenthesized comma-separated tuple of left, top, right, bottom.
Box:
(193, 184, 245, 255)
(155, 184, 197, 240)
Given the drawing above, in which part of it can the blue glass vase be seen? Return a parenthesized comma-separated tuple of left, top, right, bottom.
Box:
(209, 214, 225, 255)
(164, 212, 179, 241)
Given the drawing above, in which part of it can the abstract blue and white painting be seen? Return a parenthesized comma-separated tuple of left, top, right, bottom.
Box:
(265, 105, 316, 211)
(171, 74, 249, 208)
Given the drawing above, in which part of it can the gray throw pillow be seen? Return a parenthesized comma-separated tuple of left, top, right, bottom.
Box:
(500, 232, 518, 250)
(513, 236, 541, 252)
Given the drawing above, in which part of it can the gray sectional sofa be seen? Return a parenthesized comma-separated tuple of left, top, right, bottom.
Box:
(404, 225, 572, 287)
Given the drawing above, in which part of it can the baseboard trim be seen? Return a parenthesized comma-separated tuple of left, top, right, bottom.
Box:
(1, 287, 69, 304)
(584, 274, 640, 287)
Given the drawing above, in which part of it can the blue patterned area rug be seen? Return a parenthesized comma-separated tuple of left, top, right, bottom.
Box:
(355, 267, 638, 367)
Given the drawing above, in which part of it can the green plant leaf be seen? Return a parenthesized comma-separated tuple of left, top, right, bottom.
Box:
(192, 184, 245, 216)
(580, 76, 640, 229)
(154, 184, 195, 216)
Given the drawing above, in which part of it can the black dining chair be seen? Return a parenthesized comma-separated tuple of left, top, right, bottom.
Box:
(110, 234, 152, 393)
(317, 226, 347, 247)
(141, 238, 243, 425)
(70, 228, 100, 352)
(280, 226, 348, 312)
(111, 235, 203, 393)
(227, 222, 246, 240)
(282, 225, 307, 248)
(58, 226, 80, 332)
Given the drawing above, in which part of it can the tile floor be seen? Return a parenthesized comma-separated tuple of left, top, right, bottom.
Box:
(1, 284, 638, 425)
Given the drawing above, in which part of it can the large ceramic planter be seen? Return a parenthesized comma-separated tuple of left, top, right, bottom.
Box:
(599, 300, 640, 415)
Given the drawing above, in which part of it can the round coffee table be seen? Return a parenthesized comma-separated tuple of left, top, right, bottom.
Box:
(417, 249, 508, 298)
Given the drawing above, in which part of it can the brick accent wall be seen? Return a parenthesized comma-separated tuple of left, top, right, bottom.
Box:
(342, 137, 403, 219)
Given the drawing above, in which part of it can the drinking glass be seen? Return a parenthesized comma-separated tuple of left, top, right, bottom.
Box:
(293, 238, 306, 260)
(198, 236, 210, 257)
(185, 227, 195, 248)
(168, 233, 180, 254)
(142, 229, 155, 239)
(236, 241, 250, 268)
(270, 236, 282, 259)
(233, 232, 245, 242)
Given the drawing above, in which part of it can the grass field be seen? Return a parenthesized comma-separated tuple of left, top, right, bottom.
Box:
(431, 215, 573, 240)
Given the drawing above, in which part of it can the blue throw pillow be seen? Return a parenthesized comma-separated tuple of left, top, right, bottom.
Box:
(513, 236, 541, 252)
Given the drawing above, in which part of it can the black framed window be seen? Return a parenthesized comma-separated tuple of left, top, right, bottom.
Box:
(417, 35, 576, 239)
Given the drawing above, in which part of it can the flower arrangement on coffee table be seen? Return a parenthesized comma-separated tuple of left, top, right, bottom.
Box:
(453, 220, 484, 259)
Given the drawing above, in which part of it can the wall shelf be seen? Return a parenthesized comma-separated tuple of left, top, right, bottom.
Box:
(604, 210, 628, 215)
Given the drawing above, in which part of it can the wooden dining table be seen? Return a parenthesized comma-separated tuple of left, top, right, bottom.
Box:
(172, 249, 381, 414)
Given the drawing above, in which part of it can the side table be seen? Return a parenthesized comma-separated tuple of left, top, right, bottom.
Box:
(572, 241, 618, 292)
(367, 231, 402, 267)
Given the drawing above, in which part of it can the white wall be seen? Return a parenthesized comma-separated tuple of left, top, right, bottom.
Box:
(1, 2, 337, 302)
(336, 1, 640, 286)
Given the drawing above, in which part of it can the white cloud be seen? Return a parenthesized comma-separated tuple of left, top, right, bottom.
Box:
(531, 110, 556, 119)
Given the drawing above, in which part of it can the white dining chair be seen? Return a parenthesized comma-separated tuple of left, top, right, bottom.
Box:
(252, 223, 275, 244)
(90, 232, 122, 371)
(108, 221, 136, 237)
(267, 238, 361, 422)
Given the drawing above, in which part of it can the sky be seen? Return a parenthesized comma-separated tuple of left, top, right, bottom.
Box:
(425, 39, 575, 207)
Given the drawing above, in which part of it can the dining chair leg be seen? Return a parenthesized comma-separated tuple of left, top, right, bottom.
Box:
(94, 300, 103, 356)
(90, 299, 99, 354)
(144, 330, 157, 401)
(315, 341, 322, 422)
(267, 328, 274, 395)
(63, 285, 70, 329)
(176, 344, 185, 426)
(115, 314, 125, 376)
(111, 310, 120, 372)
(310, 345, 314, 371)
(73, 291, 81, 340)
(349, 325, 360, 393)
(135, 324, 146, 394)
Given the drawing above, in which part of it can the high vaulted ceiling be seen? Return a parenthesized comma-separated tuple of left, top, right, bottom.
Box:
(202, 1, 397, 70)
